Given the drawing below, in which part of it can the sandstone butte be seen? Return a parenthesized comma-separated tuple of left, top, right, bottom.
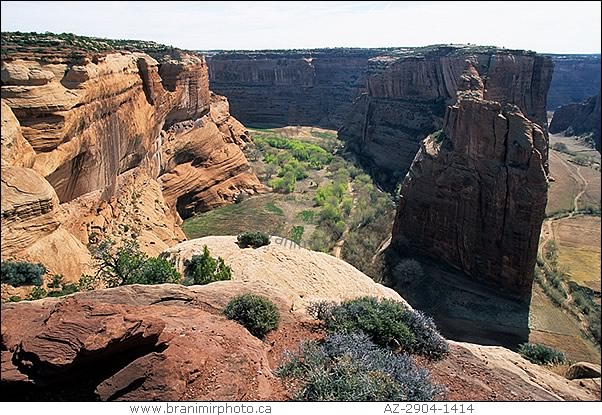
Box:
(392, 59, 549, 296)
(1, 45, 263, 280)
(1, 237, 600, 401)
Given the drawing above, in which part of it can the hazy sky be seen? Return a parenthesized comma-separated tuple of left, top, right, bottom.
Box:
(1, 1, 600, 53)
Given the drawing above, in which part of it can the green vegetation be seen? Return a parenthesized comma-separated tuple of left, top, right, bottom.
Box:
(1, 261, 46, 287)
(224, 293, 280, 338)
(297, 210, 315, 223)
(276, 333, 439, 401)
(184, 245, 232, 285)
(429, 129, 453, 150)
(91, 237, 181, 287)
(265, 200, 284, 215)
(254, 135, 333, 169)
(536, 242, 601, 345)
(27, 287, 48, 301)
(2, 31, 181, 58)
(518, 343, 567, 365)
(289, 226, 305, 244)
(237, 231, 271, 248)
(546, 204, 602, 219)
(308, 297, 449, 360)
(182, 195, 286, 239)
(392, 259, 425, 287)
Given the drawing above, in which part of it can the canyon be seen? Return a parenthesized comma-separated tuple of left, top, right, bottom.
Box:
(550, 89, 601, 151)
(1, 35, 262, 279)
(1, 33, 600, 402)
(547, 54, 601, 110)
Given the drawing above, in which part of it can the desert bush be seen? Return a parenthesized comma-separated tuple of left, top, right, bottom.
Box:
(184, 245, 232, 285)
(393, 259, 424, 286)
(1, 261, 46, 287)
(27, 286, 48, 301)
(309, 297, 449, 359)
(289, 226, 304, 244)
(552, 142, 569, 153)
(47, 283, 79, 298)
(124, 256, 181, 285)
(276, 333, 440, 401)
(91, 238, 147, 287)
(297, 210, 315, 223)
(237, 231, 270, 248)
(224, 293, 280, 338)
(92, 237, 182, 287)
(518, 343, 566, 365)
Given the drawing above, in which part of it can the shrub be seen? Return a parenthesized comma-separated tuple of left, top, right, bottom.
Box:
(124, 256, 181, 285)
(91, 238, 147, 287)
(27, 286, 48, 301)
(48, 274, 64, 289)
(1, 261, 46, 287)
(297, 210, 315, 223)
(276, 333, 440, 401)
(518, 343, 566, 365)
(224, 293, 280, 338)
(309, 297, 449, 360)
(552, 142, 568, 153)
(289, 226, 304, 244)
(393, 259, 424, 286)
(92, 237, 182, 287)
(184, 245, 232, 285)
(237, 231, 270, 248)
(47, 283, 79, 298)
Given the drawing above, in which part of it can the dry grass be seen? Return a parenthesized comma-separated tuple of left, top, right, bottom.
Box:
(557, 246, 601, 291)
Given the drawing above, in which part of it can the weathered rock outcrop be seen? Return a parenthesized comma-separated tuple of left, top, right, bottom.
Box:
(0, 165, 93, 281)
(207, 49, 383, 129)
(549, 90, 601, 151)
(1, 239, 597, 401)
(392, 93, 548, 295)
(547, 54, 601, 110)
(339, 47, 553, 185)
(1, 36, 262, 279)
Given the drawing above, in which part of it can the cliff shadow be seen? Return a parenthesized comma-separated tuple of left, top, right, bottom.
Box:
(388, 253, 532, 351)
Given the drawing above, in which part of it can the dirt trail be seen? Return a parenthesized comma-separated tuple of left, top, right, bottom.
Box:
(539, 151, 590, 270)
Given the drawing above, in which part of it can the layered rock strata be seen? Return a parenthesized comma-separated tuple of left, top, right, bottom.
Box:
(549, 90, 601, 151)
(339, 46, 553, 185)
(207, 49, 384, 128)
(547, 54, 601, 110)
(1, 43, 261, 280)
(392, 85, 548, 295)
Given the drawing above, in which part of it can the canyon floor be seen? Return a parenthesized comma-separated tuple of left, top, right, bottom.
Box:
(181, 127, 601, 366)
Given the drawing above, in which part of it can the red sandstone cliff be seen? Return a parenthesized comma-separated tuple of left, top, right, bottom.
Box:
(339, 46, 553, 186)
(392, 83, 548, 295)
(549, 90, 601, 151)
(1, 39, 262, 279)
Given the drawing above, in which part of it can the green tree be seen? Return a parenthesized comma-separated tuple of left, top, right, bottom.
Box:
(184, 245, 232, 285)
(1, 261, 46, 287)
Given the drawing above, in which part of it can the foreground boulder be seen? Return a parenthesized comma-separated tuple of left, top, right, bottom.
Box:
(2, 238, 598, 401)
(566, 362, 602, 380)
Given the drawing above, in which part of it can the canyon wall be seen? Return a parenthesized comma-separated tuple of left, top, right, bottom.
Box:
(547, 55, 601, 110)
(207, 49, 385, 129)
(549, 90, 601, 151)
(1, 40, 262, 279)
(391, 60, 549, 295)
(208, 47, 553, 188)
(339, 47, 553, 186)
